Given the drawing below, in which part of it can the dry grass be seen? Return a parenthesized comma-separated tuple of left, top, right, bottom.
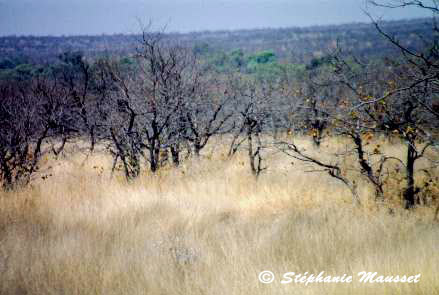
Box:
(0, 137, 438, 295)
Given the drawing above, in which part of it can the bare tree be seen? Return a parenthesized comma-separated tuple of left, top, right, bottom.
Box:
(55, 51, 105, 152)
(0, 76, 74, 190)
(100, 27, 226, 177)
(182, 75, 233, 157)
(279, 141, 362, 206)
(227, 76, 274, 177)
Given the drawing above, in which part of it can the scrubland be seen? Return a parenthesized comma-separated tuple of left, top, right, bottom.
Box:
(0, 137, 438, 295)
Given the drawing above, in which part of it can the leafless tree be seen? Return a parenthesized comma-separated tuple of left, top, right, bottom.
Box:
(182, 76, 233, 157)
(0, 75, 76, 190)
(95, 27, 234, 178)
(227, 76, 275, 177)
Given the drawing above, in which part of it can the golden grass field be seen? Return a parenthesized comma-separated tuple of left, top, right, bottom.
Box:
(0, 137, 438, 295)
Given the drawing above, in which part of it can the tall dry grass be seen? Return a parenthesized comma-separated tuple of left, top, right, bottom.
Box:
(0, 137, 438, 295)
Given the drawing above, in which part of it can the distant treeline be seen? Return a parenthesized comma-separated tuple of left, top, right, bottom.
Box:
(0, 18, 432, 66)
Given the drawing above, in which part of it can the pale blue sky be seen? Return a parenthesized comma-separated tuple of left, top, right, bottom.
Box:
(0, 0, 432, 36)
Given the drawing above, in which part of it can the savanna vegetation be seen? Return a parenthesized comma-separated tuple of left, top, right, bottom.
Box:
(0, 1, 439, 294)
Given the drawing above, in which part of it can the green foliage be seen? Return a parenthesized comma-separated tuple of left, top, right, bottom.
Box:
(59, 51, 84, 67)
(306, 55, 333, 70)
(251, 62, 283, 81)
(229, 49, 245, 68)
(247, 50, 277, 71)
(209, 52, 229, 68)
(0, 56, 43, 81)
(193, 42, 210, 56)
(119, 57, 137, 72)
(0, 59, 16, 70)
(15, 64, 35, 76)
(0, 56, 30, 70)
(0, 63, 43, 81)
(199, 47, 307, 81)
(251, 62, 307, 82)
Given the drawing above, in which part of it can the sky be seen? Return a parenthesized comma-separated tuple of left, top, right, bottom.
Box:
(0, 0, 433, 36)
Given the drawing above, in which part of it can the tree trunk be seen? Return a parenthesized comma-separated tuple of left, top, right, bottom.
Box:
(404, 143, 416, 209)
(247, 129, 256, 176)
(149, 141, 160, 173)
(375, 185, 384, 202)
(1, 165, 13, 191)
(170, 144, 180, 167)
(89, 127, 96, 153)
(194, 138, 202, 157)
(349, 181, 361, 207)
